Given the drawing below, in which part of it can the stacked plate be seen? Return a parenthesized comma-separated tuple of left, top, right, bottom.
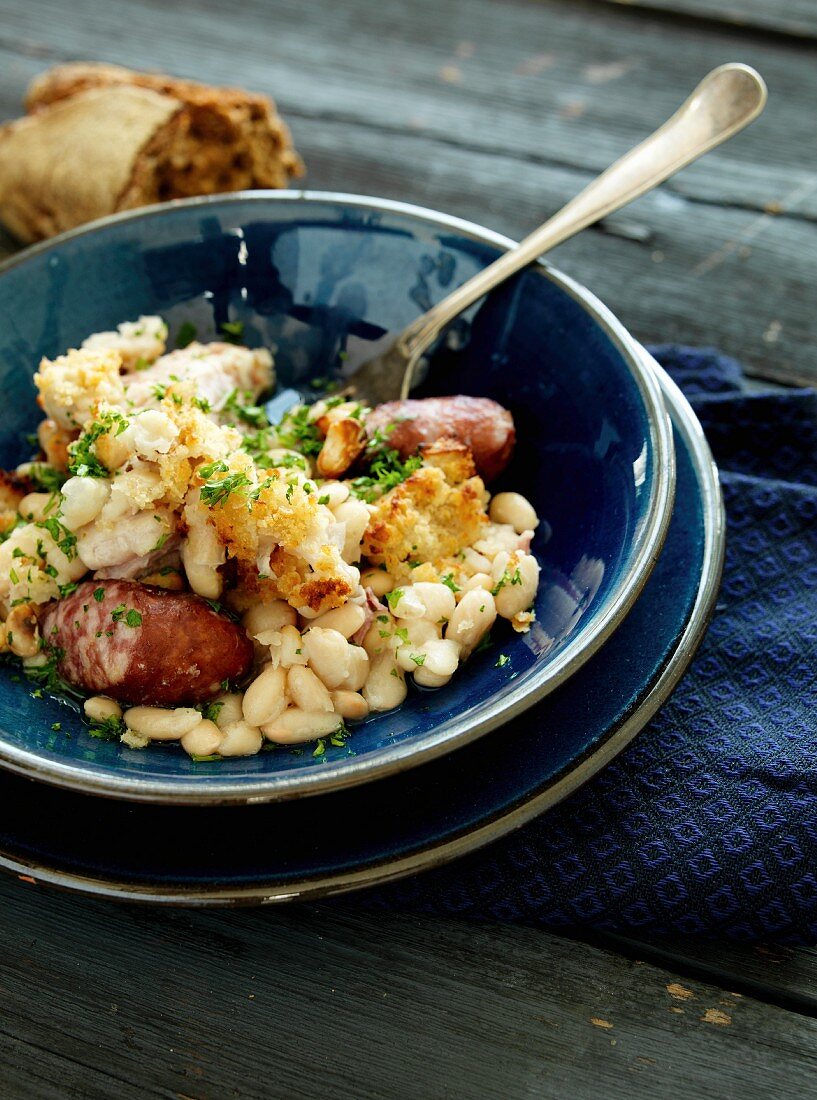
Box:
(0, 195, 724, 903)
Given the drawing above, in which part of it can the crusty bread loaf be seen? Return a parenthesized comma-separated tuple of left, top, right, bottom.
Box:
(0, 62, 303, 242)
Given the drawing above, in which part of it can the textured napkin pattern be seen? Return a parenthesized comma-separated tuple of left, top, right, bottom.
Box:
(360, 347, 817, 944)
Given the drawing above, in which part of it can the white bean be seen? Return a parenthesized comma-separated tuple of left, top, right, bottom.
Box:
(491, 551, 511, 585)
(218, 720, 263, 757)
(181, 720, 223, 758)
(461, 548, 492, 575)
(489, 491, 539, 534)
(83, 695, 122, 722)
(330, 690, 370, 720)
(261, 708, 343, 744)
(389, 587, 425, 620)
(242, 664, 288, 726)
(288, 665, 334, 713)
(212, 693, 245, 728)
(361, 620, 393, 658)
(340, 645, 369, 691)
(18, 492, 56, 522)
(360, 568, 394, 598)
(413, 666, 452, 689)
(462, 572, 494, 593)
(333, 499, 370, 563)
(181, 498, 225, 600)
(303, 627, 352, 689)
(310, 602, 366, 638)
(363, 651, 407, 712)
(446, 589, 497, 656)
(416, 638, 460, 678)
(318, 481, 349, 508)
(242, 599, 297, 638)
(279, 624, 308, 668)
(412, 582, 456, 624)
(123, 706, 202, 741)
(495, 553, 541, 619)
(396, 621, 443, 672)
(59, 476, 110, 530)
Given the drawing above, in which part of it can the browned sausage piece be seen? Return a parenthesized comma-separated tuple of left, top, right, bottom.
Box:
(42, 580, 254, 706)
(366, 396, 515, 482)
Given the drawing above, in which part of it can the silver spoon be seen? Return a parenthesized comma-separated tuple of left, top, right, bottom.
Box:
(339, 62, 766, 405)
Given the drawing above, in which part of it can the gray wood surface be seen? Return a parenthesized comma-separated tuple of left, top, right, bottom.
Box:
(0, 0, 815, 382)
(0, 880, 816, 1100)
(605, 0, 817, 38)
(0, 0, 814, 1095)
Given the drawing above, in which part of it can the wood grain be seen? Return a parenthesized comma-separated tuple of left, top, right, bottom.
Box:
(0, 880, 815, 1100)
(603, 0, 817, 39)
(0, 0, 813, 382)
(0, 1, 814, 1093)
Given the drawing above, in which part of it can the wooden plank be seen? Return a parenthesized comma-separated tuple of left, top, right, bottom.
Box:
(586, 932, 817, 1014)
(0, 2, 813, 384)
(0, 880, 815, 1100)
(0, 0, 813, 219)
(603, 0, 817, 40)
(0, 53, 813, 383)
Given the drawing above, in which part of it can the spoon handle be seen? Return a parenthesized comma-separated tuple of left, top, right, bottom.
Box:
(399, 62, 766, 396)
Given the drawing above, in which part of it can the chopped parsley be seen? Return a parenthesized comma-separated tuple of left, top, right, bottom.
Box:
(199, 463, 252, 508)
(93, 587, 105, 602)
(68, 410, 129, 478)
(384, 589, 404, 610)
(198, 700, 224, 723)
(88, 715, 126, 741)
(220, 320, 245, 344)
(224, 388, 269, 429)
(441, 573, 461, 594)
(110, 604, 143, 628)
(25, 463, 66, 494)
(491, 567, 522, 596)
(37, 515, 77, 561)
(275, 405, 324, 458)
(495, 653, 511, 668)
(176, 321, 198, 348)
(192, 396, 212, 413)
(409, 653, 426, 667)
(350, 448, 422, 502)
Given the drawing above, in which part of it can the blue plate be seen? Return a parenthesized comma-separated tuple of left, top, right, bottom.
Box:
(0, 193, 674, 802)
(0, 360, 723, 903)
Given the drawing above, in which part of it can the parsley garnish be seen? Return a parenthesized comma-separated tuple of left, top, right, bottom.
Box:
(441, 573, 461, 594)
(67, 411, 129, 478)
(274, 405, 324, 458)
(409, 653, 426, 667)
(25, 463, 66, 494)
(88, 715, 126, 741)
(176, 321, 198, 348)
(495, 654, 511, 668)
(93, 587, 105, 602)
(198, 700, 224, 723)
(220, 320, 245, 344)
(350, 448, 422, 502)
(224, 388, 269, 428)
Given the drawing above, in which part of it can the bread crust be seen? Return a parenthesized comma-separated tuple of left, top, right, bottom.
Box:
(0, 63, 303, 241)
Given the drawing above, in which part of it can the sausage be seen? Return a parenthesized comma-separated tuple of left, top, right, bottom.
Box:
(366, 396, 515, 482)
(42, 580, 254, 706)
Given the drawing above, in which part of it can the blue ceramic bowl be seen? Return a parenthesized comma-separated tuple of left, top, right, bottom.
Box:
(0, 192, 674, 803)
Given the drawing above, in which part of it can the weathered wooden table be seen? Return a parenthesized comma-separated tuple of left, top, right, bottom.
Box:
(0, 1, 815, 1096)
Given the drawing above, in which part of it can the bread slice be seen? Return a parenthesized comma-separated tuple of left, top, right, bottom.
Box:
(0, 62, 304, 242)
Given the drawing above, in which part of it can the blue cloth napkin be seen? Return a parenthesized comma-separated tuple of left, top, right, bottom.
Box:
(359, 347, 817, 944)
